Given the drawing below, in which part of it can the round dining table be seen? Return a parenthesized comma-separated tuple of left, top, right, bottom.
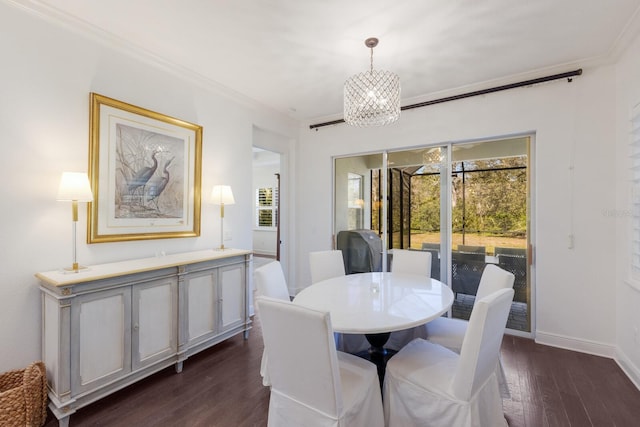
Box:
(293, 271, 454, 383)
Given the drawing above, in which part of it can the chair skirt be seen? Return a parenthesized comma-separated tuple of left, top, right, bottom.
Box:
(383, 339, 507, 427)
(267, 352, 384, 427)
(386, 325, 429, 351)
(425, 317, 510, 398)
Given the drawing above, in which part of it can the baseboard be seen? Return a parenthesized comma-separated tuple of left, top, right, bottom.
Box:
(535, 330, 615, 358)
(252, 251, 277, 258)
(615, 349, 640, 391)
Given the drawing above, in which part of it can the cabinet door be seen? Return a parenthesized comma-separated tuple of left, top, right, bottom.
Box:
(71, 287, 132, 394)
(132, 277, 178, 370)
(219, 263, 246, 332)
(185, 271, 218, 347)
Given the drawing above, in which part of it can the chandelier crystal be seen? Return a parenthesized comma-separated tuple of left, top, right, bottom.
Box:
(344, 37, 401, 127)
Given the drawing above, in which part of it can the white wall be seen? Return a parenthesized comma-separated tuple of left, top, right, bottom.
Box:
(0, 3, 297, 371)
(297, 64, 618, 356)
(615, 27, 640, 387)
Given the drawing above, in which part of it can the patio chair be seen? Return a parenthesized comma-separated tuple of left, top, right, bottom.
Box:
(421, 242, 440, 251)
(496, 250, 528, 303)
(457, 244, 486, 254)
(494, 246, 526, 256)
(451, 251, 486, 296)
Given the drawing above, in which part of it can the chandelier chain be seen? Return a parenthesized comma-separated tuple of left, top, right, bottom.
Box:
(370, 46, 374, 73)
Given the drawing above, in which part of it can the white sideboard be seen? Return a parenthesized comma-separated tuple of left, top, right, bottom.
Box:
(37, 249, 252, 427)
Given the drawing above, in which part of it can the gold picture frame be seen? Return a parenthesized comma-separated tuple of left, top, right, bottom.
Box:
(88, 93, 202, 243)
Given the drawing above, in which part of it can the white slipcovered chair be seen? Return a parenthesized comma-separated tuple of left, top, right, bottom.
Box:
(385, 249, 433, 351)
(391, 249, 432, 276)
(255, 260, 290, 301)
(257, 296, 384, 427)
(309, 250, 352, 351)
(425, 264, 515, 352)
(383, 288, 515, 427)
(424, 263, 514, 396)
(385, 263, 514, 394)
(309, 250, 346, 284)
(254, 261, 290, 386)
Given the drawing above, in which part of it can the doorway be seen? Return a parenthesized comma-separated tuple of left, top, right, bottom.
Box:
(252, 147, 281, 261)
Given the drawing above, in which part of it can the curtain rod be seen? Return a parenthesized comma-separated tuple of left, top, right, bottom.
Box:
(309, 68, 583, 130)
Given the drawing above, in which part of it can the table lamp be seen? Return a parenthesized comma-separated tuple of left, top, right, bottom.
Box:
(211, 185, 235, 250)
(57, 172, 93, 272)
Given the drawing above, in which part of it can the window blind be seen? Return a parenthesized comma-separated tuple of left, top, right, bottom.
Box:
(256, 187, 278, 228)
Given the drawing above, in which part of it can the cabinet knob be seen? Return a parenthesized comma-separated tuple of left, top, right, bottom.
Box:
(134, 324, 139, 331)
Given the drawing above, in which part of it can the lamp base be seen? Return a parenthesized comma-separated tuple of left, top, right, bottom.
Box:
(61, 265, 89, 274)
(214, 246, 231, 251)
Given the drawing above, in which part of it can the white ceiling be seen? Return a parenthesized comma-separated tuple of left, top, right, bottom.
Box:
(17, 0, 640, 122)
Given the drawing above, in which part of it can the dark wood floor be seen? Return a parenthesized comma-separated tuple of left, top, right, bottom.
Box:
(43, 317, 640, 427)
(500, 335, 640, 426)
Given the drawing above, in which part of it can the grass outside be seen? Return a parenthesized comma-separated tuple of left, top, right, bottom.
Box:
(409, 231, 526, 255)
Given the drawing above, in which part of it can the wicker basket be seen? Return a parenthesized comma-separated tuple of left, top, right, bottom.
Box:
(0, 361, 48, 427)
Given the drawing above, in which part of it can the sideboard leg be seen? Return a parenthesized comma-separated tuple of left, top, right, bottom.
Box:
(57, 415, 70, 427)
(49, 402, 74, 427)
(175, 361, 183, 373)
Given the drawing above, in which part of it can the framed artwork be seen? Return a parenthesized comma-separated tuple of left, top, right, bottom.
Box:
(87, 93, 202, 243)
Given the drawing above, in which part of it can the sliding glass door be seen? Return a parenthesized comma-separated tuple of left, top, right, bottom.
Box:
(386, 147, 449, 280)
(449, 139, 530, 332)
(333, 136, 532, 334)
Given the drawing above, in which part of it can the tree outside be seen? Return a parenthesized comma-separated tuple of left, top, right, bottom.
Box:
(409, 156, 527, 254)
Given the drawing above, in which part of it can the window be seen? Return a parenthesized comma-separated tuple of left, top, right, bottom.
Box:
(256, 187, 278, 228)
(347, 173, 364, 229)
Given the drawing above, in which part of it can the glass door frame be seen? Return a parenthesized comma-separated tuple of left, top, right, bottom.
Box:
(332, 135, 534, 337)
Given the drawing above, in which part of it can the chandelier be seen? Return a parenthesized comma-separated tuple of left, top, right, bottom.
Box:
(344, 37, 401, 127)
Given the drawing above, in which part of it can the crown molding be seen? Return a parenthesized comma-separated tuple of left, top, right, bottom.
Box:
(607, 4, 640, 62)
(4, 0, 292, 119)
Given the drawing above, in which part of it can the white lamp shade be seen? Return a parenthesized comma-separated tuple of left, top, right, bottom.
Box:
(57, 172, 94, 202)
(211, 185, 235, 205)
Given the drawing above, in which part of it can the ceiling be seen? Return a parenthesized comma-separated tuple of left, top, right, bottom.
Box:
(18, 0, 640, 122)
